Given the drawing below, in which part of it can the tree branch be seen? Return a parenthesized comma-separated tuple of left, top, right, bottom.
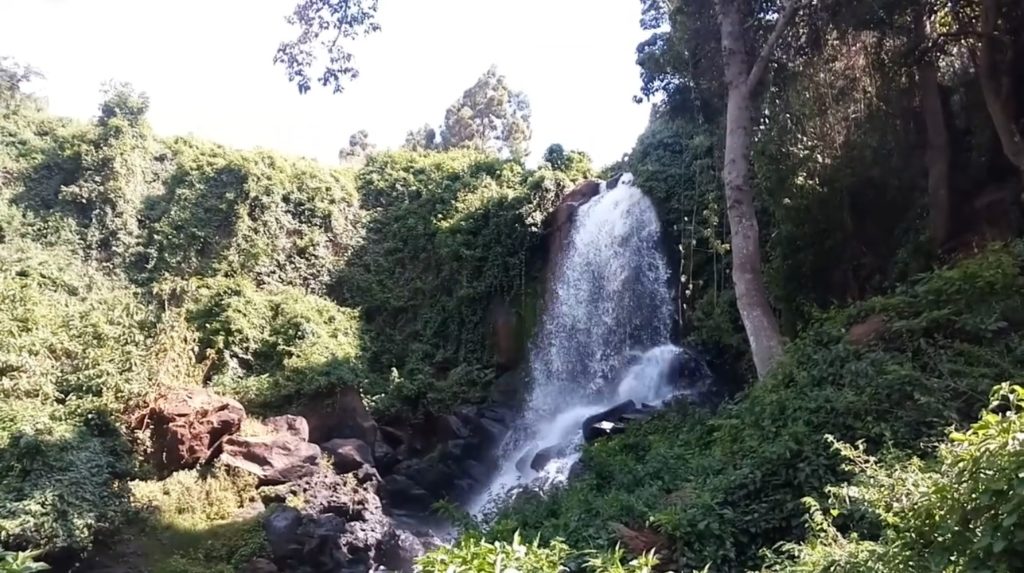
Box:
(746, 0, 801, 92)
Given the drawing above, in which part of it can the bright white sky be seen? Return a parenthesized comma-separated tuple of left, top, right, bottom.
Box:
(0, 0, 653, 167)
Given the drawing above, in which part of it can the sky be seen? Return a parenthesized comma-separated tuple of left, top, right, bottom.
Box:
(0, 0, 654, 167)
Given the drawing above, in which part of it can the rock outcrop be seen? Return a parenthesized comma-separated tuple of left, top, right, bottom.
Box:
(264, 414, 310, 441)
(300, 386, 378, 446)
(221, 434, 322, 485)
(260, 467, 426, 572)
(141, 388, 245, 474)
(323, 438, 374, 474)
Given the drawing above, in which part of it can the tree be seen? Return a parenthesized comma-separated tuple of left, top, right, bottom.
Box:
(0, 56, 42, 110)
(338, 129, 375, 164)
(970, 0, 1024, 184)
(402, 124, 439, 152)
(716, 0, 802, 379)
(274, 0, 381, 94)
(914, 5, 952, 249)
(542, 143, 594, 181)
(439, 66, 532, 161)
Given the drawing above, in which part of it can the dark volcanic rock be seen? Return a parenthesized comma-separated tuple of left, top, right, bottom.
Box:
(323, 438, 374, 474)
(376, 529, 425, 572)
(260, 467, 394, 573)
(372, 437, 400, 473)
(582, 400, 637, 442)
(264, 505, 303, 560)
(380, 475, 434, 513)
(584, 420, 626, 442)
(530, 442, 571, 472)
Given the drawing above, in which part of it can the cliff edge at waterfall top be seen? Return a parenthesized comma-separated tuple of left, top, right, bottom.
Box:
(4, 1, 1024, 572)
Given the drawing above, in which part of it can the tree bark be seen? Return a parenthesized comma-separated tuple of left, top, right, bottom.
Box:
(977, 0, 1024, 181)
(916, 11, 953, 249)
(716, 0, 798, 379)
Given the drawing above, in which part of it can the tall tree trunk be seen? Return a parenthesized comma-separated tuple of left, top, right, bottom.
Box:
(716, 0, 799, 379)
(977, 0, 1024, 181)
(916, 11, 953, 249)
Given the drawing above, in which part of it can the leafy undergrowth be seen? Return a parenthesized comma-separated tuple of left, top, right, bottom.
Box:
(487, 242, 1024, 571)
(83, 466, 268, 573)
(765, 383, 1024, 572)
(417, 533, 666, 573)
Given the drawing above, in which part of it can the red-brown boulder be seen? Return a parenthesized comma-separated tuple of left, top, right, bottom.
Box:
(143, 388, 245, 473)
(220, 434, 322, 485)
(264, 414, 310, 441)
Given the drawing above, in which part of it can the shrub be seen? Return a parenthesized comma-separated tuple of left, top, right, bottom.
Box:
(416, 532, 664, 573)
(0, 549, 49, 573)
(0, 240, 150, 556)
(140, 137, 364, 292)
(176, 276, 371, 413)
(0, 400, 131, 556)
(766, 383, 1024, 572)
(127, 466, 268, 573)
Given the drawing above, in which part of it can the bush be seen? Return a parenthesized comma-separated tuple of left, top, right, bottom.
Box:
(0, 549, 49, 573)
(766, 383, 1024, 572)
(140, 137, 363, 292)
(175, 277, 371, 413)
(127, 466, 267, 573)
(416, 532, 663, 573)
(493, 243, 1024, 571)
(0, 240, 150, 556)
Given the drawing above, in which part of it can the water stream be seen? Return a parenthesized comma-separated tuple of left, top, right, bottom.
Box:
(469, 173, 704, 517)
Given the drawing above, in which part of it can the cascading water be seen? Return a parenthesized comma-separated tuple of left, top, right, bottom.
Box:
(469, 173, 707, 517)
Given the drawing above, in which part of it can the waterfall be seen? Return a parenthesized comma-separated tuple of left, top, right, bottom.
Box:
(469, 173, 705, 518)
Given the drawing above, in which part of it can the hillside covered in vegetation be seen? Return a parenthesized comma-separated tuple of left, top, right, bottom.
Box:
(2, 0, 1024, 571)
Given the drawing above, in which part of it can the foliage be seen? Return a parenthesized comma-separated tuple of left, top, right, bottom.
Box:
(541, 144, 595, 182)
(0, 549, 49, 573)
(0, 57, 43, 112)
(493, 243, 1024, 571)
(332, 149, 570, 418)
(127, 466, 267, 573)
(403, 123, 440, 152)
(418, 532, 572, 572)
(0, 240, 150, 555)
(416, 532, 663, 573)
(766, 383, 1024, 572)
(53, 82, 158, 266)
(274, 0, 381, 94)
(176, 276, 370, 413)
(141, 136, 364, 293)
(339, 129, 375, 165)
(129, 466, 260, 531)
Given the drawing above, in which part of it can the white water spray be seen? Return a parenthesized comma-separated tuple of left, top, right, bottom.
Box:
(469, 174, 700, 517)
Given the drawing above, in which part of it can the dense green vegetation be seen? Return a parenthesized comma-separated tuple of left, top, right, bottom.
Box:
(5, 0, 1024, 569)
(0, 73, 586, 566)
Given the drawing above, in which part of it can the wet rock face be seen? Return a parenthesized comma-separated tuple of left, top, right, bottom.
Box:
(141, 388, 245, 474)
